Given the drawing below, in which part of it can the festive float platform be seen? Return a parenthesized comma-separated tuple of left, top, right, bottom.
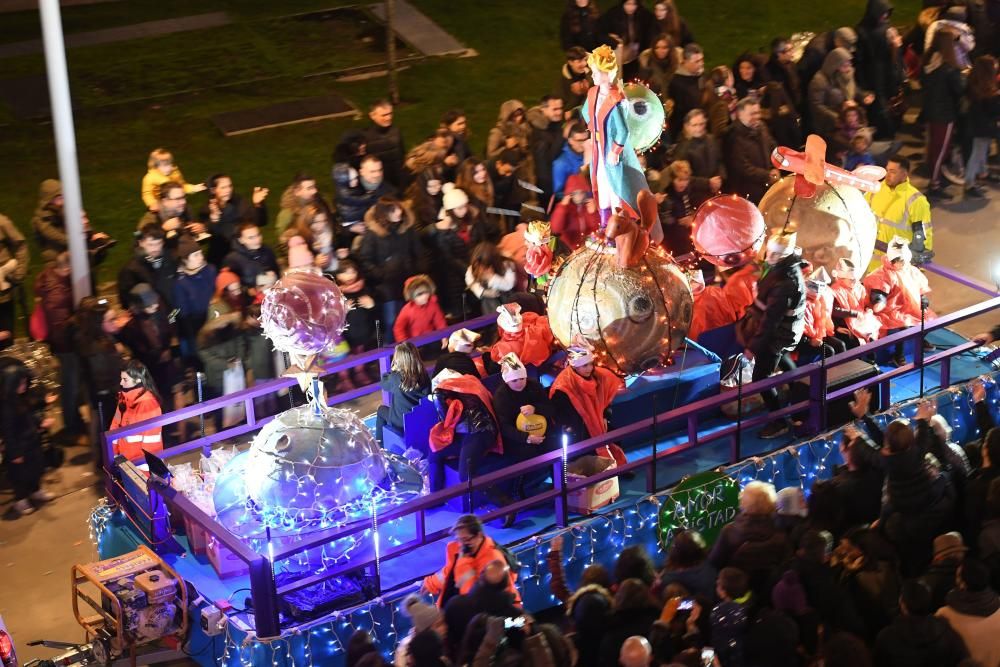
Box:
(90, 302, 1000, 667)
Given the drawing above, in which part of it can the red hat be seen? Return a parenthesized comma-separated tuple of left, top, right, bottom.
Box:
(215, 268, 241, 296)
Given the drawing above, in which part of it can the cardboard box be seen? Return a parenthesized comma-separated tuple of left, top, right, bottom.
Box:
(206, 537, 249, 578)
(183, 516, 210, 556)
(567, 456, 620, 514)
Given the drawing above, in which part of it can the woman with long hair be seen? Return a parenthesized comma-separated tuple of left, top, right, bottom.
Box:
(733, 52, 765, 99)
(456, 158, 495, 211)
(75, 297, 126, 446)
(1, 358, 55, 516)
(465, 242, 517, 314)
(702, 65, 737, 137)
(109, 359, 163, 461)
(637, 33, 678, 96)
(652, 0, 693, 48)
(405, 166, 446, 231)
(376, 341, 431, 442)
(440, 109, 471, 181)
(963, 55, 1000, 198)
(921, 29, 967, 199)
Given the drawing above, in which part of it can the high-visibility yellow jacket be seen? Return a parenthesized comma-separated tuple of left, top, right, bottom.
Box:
(865, 178, 933, 273)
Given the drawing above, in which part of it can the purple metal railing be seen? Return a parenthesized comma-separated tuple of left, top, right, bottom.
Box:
(103, 295, 1000, 636)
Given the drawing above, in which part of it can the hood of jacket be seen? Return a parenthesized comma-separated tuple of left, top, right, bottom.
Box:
(861, 0, 893, 29)
(363, 202, 415, 238)
(564, 172, 590, 194)
(821, 47, 853, 78)
(497, 99, 526, 123)
(36, 178, 62, 209)
(526, 105, 558, 131)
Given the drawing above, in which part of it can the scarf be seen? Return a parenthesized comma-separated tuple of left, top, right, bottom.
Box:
(550, 366, 626, 465)
(338, 277, 366, 295)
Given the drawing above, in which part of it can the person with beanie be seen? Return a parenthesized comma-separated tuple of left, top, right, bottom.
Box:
(173, 236, 217, 368)
(223, 222, 280, 290)
(550, 172, 600, 251)
(492, 352, 558, 497)
(422, 188, 473, 321)
(441, 182, 497, 248)
(923, 532, 971, 611)
(549, 336, 626, 465)
(489, 302, 555, 370)
(936, 559, 999, 667)
(863, 236, 933, 366)
(393, 274, 446, 343)
(433, 328, 484, 379)
(394, 594, 446, 667)
(285, 234, 314, 271)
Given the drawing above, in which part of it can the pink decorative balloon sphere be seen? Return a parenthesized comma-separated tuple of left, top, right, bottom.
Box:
(259, 269, 348, 357)
(692, 194, 767, 268)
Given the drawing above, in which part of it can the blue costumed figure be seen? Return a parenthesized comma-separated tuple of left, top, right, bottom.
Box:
(580, 45, 660, 268)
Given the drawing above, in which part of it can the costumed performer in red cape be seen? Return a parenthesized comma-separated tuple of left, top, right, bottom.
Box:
(549, 336, 626, 466)
(687, 269, 739, 341)
(829, 257, 881, 350)
(490, 302, 555, 369)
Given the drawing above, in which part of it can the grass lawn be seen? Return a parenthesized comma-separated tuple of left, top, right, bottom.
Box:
(0, 0, 921, 295)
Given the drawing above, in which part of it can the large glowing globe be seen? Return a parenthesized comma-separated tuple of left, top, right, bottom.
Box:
(546, 239, 693, 375)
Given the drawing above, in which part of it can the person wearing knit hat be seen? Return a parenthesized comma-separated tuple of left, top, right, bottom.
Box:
(798, 265, 845, 362)
(393, 594, 446, 667)
(830, 257, 881, 349)
(174, 235, 217, 366)
(493, 352, 558, 497)
(286, 235, 315, 271)
(922, 531, 970, 611)
(549, 335, 626, 465)
(741, 228, 806, 439)
(863, 234, 934, 366)
(393, 274, 446, 343)
(489, 301, 556, 369)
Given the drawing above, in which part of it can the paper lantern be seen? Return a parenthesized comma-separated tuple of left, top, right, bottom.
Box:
(259, 269, 349, 368)
(691, 194, 767, 268)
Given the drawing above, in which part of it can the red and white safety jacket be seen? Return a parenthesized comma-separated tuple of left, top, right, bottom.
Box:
(110, 387, 163, 461)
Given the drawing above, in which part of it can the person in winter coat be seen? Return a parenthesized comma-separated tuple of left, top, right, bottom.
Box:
(440, 109, 472, 182)
(1, 359, 56, 516)
(936, 558, 1000, 667)
(600, 0, 656, 80)
(405, 166, 446, 232)
(140, 148, 204, 212)
(0, 211, 27, 344)
(831, 428, 886, 533)
(364, 99, 406, 189)
(359, 197, 423, 342)
(427, 369, 502, 499)
(555, 46, 593, 113)
(598, 579, 661, 667)
(444, 183, 497, 249)
(465, 242, 518, 315)
(74, 297, 125, 446)
(492, 353, 559, 493)
(550, 173, 600, 250)
(797, 266, 846, 362)
(875, 580, 969, 667)
(830, 258, 881, 349)
(549, 337, 626, 465)
(733, 52, 766, 100)
(673, 109, 725, 194)
(35, 252, 84, 437)
(274, 172, 332, 236)
(922, 532, 971, 611)
(118, 223, 177, 311)
(223, 223, 280, 291)
(117, 283, 177, 412)
(799, 27, 858, 93)
(659, 529, 719, 600)
(196, 281, 247, 413)
(393, 274, 446, 343)
(332, 260, 376, 386)
(136, 181, 204, 242)
(738, 231, 806, 438)
(921, 29, 967, 200)
(421, 514, 520, 609)
(657, 160, 711, 257)
(560, 0, 604, 51)
(31, 178, 114, 266)
(551, 122, 589, 200)
(765, 37, 803, 106)
(173, 236, 217, 368)
(962, 55, 1000, 199)
(668, 44, 706, 134)
(108, 359, 163, 462)
(638, 34, 679, 96)
(702, 65, 737, 137)
(527, 95, 566, 203)
(376, 341, 430, 443)
(808, 48, 875, 143)
(854, 0, 896, 134)
(198, 173, 268, 267)
(486, 100, 536, 186)
(723, 98, 779, 205)
(652, 0, 693, 47)
(710, 481, 790, 597)
(422, 197, 472, 322)
(333, 154, 395, 231)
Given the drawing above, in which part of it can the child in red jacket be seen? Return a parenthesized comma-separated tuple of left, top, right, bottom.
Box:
(550, 173, 600, 250)
(393, 274, 446, 342)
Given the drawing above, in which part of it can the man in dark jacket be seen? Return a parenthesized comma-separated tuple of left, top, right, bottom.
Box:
(922, 533, 970, 611)
(764, 37, 802, 106)
(709, 481, 789, 596)
(875, 580, 969, 667)
(724, 98, 780, 205)
(32, 178, 114, 265)
(332, 155, 395, 232)
(222, 223, 280, 290)
(117, 223, 177, 310)
(555, 47, 591, 114)
(117, 283, 177, 411)
(855, 0, 897, 138)
(739, 231, 805, 438)
(364, 100, 406, 189)
(198, 174, 268, 267)
(528, 96, 566, 204)
(136, 181, 204, 242)
(799, 27, 858, 91)
(672, 109, 725, 194)
(667, 44, 705, 132)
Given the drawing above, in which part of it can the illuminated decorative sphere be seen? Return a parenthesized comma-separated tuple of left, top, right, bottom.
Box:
(213, 404, 422, 549)
(259, 269, 349, 359)
(757, 175, 877, 275)
(546, 240, 693, 375)
(692, 194, 767, 268)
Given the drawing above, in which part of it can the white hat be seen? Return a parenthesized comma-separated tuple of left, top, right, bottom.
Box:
(765, 231, 797, 263)
(431, 368, 463, 392)
(886, 236, 912, 264)
(287, 235, 314, 270)
(442, 183, 469, 211)
(447, 328, 480, 353)
(567, 335, 595, 368)
(831, 257, 858, 281)
(500, 352, 528, 383)
(806, 266, 831, 294)
(496, 303, 524, 333)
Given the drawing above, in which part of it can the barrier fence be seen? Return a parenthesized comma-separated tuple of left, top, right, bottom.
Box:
(102, 295, 1000, 637)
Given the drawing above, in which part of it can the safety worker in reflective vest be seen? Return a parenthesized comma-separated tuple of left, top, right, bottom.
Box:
(421, 514, 521, 608)
(865, 155, 933, 271)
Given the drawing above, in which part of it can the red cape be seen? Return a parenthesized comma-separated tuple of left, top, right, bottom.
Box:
(689, 286, 740, 340)
(433, 374, 503, 454)
(550, 366, 626, 465)
(863, 257, 934, 334)
(491, 312, 555, 366)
